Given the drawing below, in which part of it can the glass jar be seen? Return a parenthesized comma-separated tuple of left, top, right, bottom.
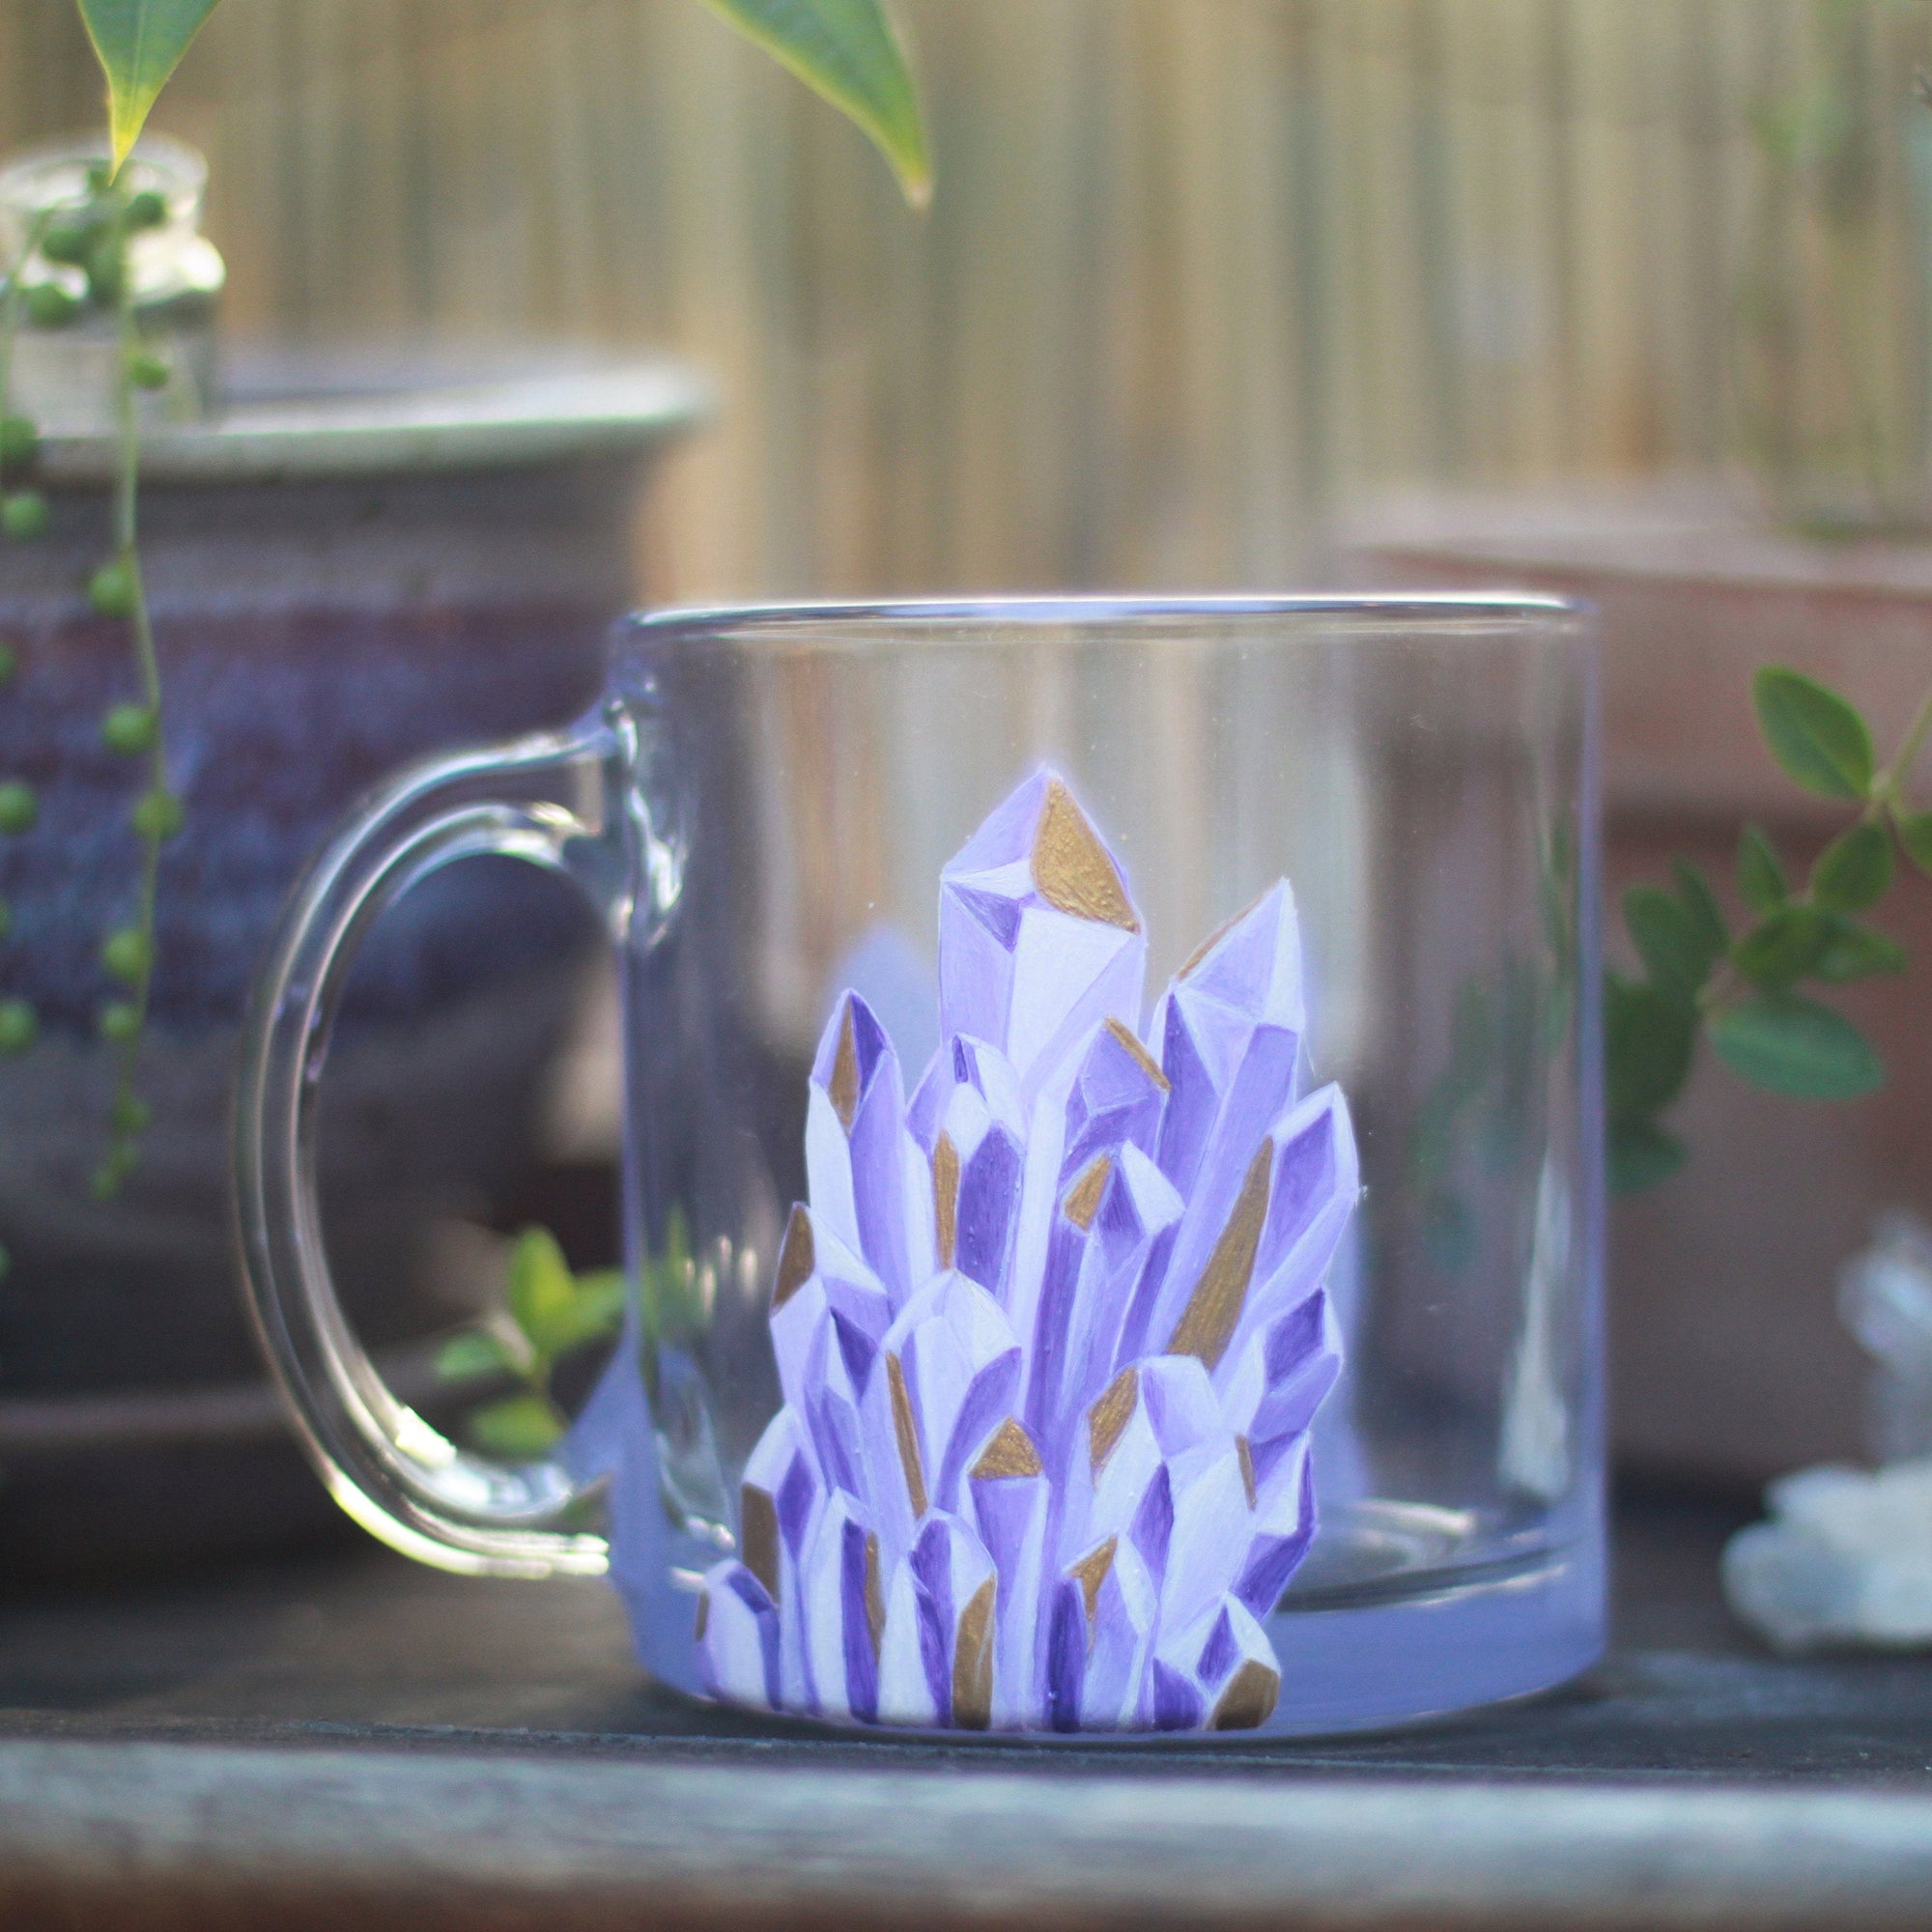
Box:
(0, 134, 224, 434)
(238, 595, 1606, 1739)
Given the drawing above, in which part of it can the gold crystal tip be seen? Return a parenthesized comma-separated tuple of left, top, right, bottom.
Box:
(973, 1417, 1043, 1480)
(828, 1001, 862, 1132)
(773, 1204, 815, 1309)
(1032, 779, 1140, 931)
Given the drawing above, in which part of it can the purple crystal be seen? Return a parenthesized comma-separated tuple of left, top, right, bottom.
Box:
(807, 992, 927, 1308)
(877, 1511, 1001, 1727)
(695, 1561, 781, 1709)
(938, 771, 1147, 1099)
(800, 1488, 885, 1722)
(701, 770, 1358, 1732)
(908, 1036, 1030, 1300)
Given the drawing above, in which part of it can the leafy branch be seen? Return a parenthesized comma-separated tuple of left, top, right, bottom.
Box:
(1609, 666, 1928, 1194)
(434, 1208, 713, 1460)
(435, 1227, 625, 1460)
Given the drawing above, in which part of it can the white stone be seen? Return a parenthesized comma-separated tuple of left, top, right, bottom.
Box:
(1722, 1455, 1932, 1652)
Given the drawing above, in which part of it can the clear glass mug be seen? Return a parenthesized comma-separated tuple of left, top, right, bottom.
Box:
(236, 595, 1603, 1739)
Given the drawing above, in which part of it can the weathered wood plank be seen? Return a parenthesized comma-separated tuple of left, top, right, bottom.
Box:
(7, 1736, 1932, 1932)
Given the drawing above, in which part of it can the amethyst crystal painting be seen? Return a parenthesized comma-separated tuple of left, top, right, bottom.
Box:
(695, 771, 1359, 1733)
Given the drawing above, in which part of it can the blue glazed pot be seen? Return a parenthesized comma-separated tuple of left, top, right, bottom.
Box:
(0, 355, 706, 1576)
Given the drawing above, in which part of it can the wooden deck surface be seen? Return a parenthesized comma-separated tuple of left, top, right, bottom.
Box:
(5, 1492, 1932, 1927)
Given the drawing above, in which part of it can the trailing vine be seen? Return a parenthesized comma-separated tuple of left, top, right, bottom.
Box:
(0, 163, 179, 1210)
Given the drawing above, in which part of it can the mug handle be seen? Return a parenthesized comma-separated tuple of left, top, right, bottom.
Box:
(234, 708, 632, 1577)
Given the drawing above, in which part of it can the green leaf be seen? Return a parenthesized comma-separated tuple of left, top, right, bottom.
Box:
(507, 1226, 580, 1361)
(1737, 823, 1789, 914)
(1895, 807, 1932, 875)
(1608, 1118, 1687, 1196)
(1752, 665, 1875, 801)
(574, 1268, 626, 1330)
(1732, 906, 1829, 989)
(1670, 857, 1730, 964)
(1605, 973, 1696, 1122)
(700, 0, 930, 206)
(541, 1268, 627, 1357)
(467, 1394, 567, 1459)
(1622, 885, 1708, 1004)
(1813, 915, 1908, 983)
(1710, 992, 1883, 1100)
(433, 1330, 514, 1383)
(1811, 820, 1892, 911)
(74, 0, 224, 171)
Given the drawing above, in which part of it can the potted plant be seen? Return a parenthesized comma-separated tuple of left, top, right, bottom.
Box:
(0, 0, 929, 1575)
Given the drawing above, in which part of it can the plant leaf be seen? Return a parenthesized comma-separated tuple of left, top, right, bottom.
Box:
(1732, 905, 1829, 989)
(507, 1226, 581, 1361)
(541, 1268, 627, 1357)
(1710, 992, 1883, 1100)
(468, 1394, 568, 1459)
(1813, 915, 1908, 982)
(1737, 823, 1789, 914)
(75, 0, 224, 170)
(1896, 807, 1932, 875)
(1605, 973, 1696, 1121)
(434, 1330, 514, 1383)
(699, 0, 930, 206)
(1608, 1118, 1687, 1196)
(575, 1268, 626, 1329)
(1811, 820, 1892, 911)
(1671, 857, 1730, 963)
(1621, 885, 1709, 1005)
(1752, 666, 1875, 801)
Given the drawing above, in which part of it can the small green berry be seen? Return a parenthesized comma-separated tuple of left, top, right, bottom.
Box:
(100, 704, 156, 755)
(0, 414, 39, 467)
(99, 1001, 139, 1042)
(0, 781, 37, 835)
(88, 559, 135, 619)
(130, 788, 184, 842)
(128, 351, 170, 391)
(101, 926, 150, 983)
(127, 190, 167, 230)
(41, 220, 93, 266)
(0, 640, 18, 685)
(0, 999, 37, 1054)
(91, 1151, 133, 1200)
(23, 281, 79, 328)
(3, 493, 49, 541)
(85, 241, 123, 309)
(112, 1092, 152, 1135)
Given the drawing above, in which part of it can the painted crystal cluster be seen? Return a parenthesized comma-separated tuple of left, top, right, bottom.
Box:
(696, 771, 1357, 1732)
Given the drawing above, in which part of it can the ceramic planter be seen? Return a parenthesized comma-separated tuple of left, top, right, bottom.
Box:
(0, 355, 706, 1576)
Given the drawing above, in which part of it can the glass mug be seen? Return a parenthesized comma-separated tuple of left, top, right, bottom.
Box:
(236, 595, 1603, 1739)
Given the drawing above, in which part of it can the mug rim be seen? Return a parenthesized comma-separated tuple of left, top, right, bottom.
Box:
(627, 590, 1589, 647)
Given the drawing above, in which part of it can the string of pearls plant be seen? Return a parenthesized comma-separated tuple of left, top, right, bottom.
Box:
(0, 0, 926, 1289)
(0, 163, 181, 1213)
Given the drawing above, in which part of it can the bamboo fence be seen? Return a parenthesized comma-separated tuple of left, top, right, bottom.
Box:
(3, 0, 1931, 599)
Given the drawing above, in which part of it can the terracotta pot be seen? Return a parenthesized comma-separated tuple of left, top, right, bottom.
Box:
(1333, 480, 1932, 1488)
(0, 354, 706, 1577)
